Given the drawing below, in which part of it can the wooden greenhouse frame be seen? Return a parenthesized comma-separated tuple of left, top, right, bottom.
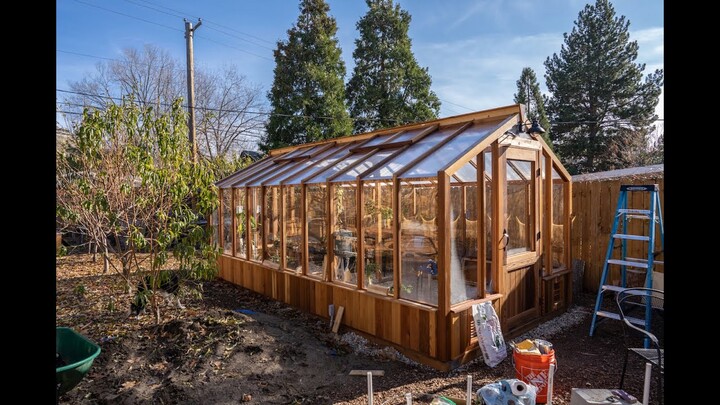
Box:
(214, 104, 572, 370)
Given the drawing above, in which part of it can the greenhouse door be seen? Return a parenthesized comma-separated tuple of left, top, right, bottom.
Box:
(503, 147, 541, 330)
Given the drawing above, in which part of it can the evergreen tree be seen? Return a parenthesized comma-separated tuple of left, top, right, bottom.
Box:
(262, 0, 352, 152)
(513, 67, 553, 149)
(544, 0, 663, 174)
(346, 0, 440, 134)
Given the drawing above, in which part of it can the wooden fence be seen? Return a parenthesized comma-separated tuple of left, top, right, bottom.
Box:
(571, 165, 664, 293)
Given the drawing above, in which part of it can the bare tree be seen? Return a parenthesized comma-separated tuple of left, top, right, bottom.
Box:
(195, 65, 266, 159)
(60, 45, 267, 163)
(66, 45, 182, 113)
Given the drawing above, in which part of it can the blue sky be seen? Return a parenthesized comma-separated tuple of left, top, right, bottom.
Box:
(56, 0, 663, 127)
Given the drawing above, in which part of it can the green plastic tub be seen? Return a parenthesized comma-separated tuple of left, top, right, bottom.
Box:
(56, 327, 101, 396)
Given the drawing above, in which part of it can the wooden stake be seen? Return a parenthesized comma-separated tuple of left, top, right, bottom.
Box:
(332, 306, 345, 333)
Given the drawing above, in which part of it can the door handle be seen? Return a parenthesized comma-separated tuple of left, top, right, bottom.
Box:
(502, 229, 509, 250)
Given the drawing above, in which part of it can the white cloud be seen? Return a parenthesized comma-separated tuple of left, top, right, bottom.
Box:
(417, 26, 663, 118)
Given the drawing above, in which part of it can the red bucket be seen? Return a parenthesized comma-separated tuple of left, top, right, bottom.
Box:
(513, 349, 556, 404)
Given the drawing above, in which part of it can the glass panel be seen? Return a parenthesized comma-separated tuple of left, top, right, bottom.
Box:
(332, 183, 358, 286)
(222, 188, 233, 255)
(264, 187, 281, 264)
(229, 158, 278, 188)
(305, 153, 365, 184)
(364, 128, 450, 180)
(265, 145, 346, 186)
(400, 179, 438, 306)
(551, 166, 566, 270)
(210, 207, 219, 249)
(306, 184, 328, 278)
(332, 148, 399, 182)
(401, 120, 501, 178)
(296, 144, 326, 158)
(362, 181, 394, 292)
(360, 133, 397, 148)
(279, 145, 314, 160)
(510, 160, 532, 180)
(506, 159, 533, 255)
(386, 127, 426, 143)
(453, 159, 477, 182)
(449, 184, 479, 305)
(484, 158, 494, 293)
(249, 188, 263, 261)
(284, 185, 303, 272)
(283, 144, 354, 185)
(246, 161, 297, 187)
(234, 188, 247, 259)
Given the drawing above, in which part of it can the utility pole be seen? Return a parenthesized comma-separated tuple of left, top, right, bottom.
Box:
(184, 18, 202, 163)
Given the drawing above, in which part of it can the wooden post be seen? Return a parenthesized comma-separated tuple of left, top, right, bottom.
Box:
(491, 142, 506, 323)
(478, 151, 486, 297)
(392, 177, 400, 299)
(437, 173, 451, 360)
(357, 178, 364, 290)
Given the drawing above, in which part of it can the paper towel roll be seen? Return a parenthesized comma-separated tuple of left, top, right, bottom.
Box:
(510, 380, 528, 396)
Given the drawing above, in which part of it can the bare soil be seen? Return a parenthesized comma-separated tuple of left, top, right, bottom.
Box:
(57, 254, 663, 404)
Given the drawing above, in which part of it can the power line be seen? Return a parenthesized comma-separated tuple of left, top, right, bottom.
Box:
(73, 0, 182, 32)
(136, 0, 276, 45)
(57, 88, 402, 124)
(60, 88, 664, 126)
(73, 0, 272, 61)
(57, 50, 188, 73)
(124, 0, 274, 52)
(440, 98, 475, 112)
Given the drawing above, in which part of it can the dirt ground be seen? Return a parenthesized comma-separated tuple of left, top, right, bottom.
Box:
(56, 254, 663, 404)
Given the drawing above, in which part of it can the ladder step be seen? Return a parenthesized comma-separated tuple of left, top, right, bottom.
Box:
(613, 234, 650, 241)
(601, 285, 654, 295)
(608, 259, 651, 268)
(618, 209, 652, 216)
(595, 310, 646, 326)
(626, 257, 664, 266)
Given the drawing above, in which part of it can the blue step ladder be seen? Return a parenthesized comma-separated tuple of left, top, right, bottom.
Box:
(589, 184, 664, 343)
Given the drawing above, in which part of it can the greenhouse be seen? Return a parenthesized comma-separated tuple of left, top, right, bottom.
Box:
(213, 104, 572, 370)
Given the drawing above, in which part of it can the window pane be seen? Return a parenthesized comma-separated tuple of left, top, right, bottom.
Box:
(401, 120, 501, 178)
(305, 153, 365, 184)
(506, 159, 533, 255)
(386, 127, 425, 143)
(265, 144, 346, 186)
(360, 133, 397, 148)
(453, 159, 477, 182)
(449, 185, 479, 304)
(362, 181, 394, 293)
(400, 179, 438, 306)
(283, 144, 354, 185)
(284, 186, 303, 272)
(264, 187, 281, 264)
(210, 207, 219, 249)
(306, 185, 328, 278)
(249, 188, 263, 261)
(364, 129, 450, 180)
(234, 188, 246, 259)
(333, 183, 358, 286)
(552, 166, 566, 269)
(332, 148, 399, 182)
(222, 188, 232, 255)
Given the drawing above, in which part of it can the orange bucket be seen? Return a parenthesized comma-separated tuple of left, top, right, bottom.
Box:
(513, 349, 556, 404)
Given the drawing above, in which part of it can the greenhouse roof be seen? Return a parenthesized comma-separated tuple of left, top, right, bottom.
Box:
(216, 104, 566, 188)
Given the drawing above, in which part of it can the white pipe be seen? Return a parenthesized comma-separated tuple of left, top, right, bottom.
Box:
(367, 371, 374, 405)
(466, 375, 473, 404)
(642, 362, 652, 405)
(547, 363, 556, 405)
(405, 392, 412, 405)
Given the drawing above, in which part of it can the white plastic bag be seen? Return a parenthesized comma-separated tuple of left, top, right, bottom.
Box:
(471, 301, 507, 367)
(477, 379, 538, 405)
